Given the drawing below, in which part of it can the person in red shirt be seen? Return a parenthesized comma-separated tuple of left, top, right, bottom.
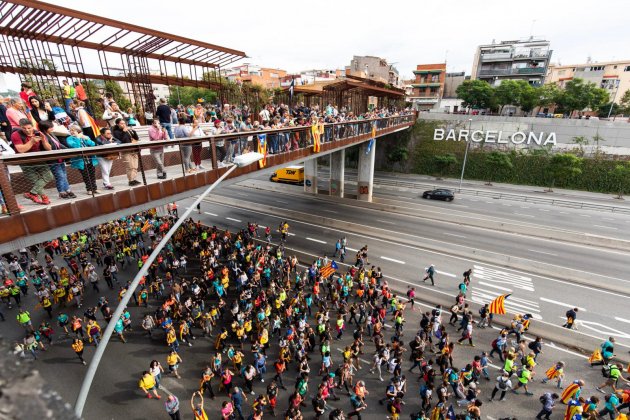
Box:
(10, 118, 54, 204)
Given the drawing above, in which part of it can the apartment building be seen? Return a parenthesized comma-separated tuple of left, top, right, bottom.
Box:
(408, 63, 446, 110)
(471, 38, 552, 87)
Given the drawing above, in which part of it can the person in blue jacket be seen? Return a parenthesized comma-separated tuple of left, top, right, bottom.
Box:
(66, 125, 99, 194)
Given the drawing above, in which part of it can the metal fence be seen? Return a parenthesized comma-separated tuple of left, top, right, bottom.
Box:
(0, 114, 416, 216)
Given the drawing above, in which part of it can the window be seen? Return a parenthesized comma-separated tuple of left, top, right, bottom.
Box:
(624, 66, 630, 72)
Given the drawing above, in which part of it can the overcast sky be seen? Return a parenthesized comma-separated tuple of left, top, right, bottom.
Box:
(3, 0, 630, 89)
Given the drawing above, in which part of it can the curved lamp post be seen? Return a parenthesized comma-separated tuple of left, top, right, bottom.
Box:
(74, 152, 264, 418)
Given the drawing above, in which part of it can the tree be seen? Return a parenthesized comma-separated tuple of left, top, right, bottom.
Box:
(557, 78, 609, 116)
(168, 86, 217, 107)
(610, 162, 630, 199)
(433, 154, 458, 179)
(484, 151, 513, 185)
(455, 80, 496, 110)
(104, 81, 132, 111)
(620, 89, 630, 115)
(518, 82, 540, 115)
(494, 80, 521, 114)
(537, 83, 562, 111)
(548, 153, 582, 190)
(571, 136, 589, 157)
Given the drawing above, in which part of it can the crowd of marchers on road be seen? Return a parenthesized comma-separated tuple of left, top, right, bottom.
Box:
(0, 80, 411, 212)
(2, 206, 630, 420)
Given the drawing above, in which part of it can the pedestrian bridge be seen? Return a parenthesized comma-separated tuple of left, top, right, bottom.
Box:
(0, 114, 415, 252)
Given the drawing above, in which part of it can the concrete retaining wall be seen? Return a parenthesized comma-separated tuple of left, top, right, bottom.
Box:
(418, 113, 630, 154)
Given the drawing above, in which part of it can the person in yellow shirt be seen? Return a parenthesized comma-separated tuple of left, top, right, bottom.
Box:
(139, 370, 161, 399)
(71, 338, 86, 365)
(167, 350, 182, 379)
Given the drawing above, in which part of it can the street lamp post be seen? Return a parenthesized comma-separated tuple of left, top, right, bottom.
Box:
(458, 118, 473, 192)
(607, 80, 620, 119)
(73, 152, 264, 418)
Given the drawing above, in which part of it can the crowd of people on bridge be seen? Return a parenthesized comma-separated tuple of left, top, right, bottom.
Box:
(2, 205, 630, 420)
(0, 81, 409, 211)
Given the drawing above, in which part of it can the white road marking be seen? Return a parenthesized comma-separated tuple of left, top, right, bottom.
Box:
(204, 212, 218, 216)
(559, 211, 568, 214)
(381, 256, 406, 264)
(520, 206, 530, 209)
(539, 209, 550, 212)
(527, 249, 558, 257)
(226, 217, 241, 222)
(540, 297, 586, 312)
(288, 232, 296, 236)
(276, 199, 288, 204)
(444, 233, 467, 238)
(436, 270, 456, 277)
(615, 317, 630, 324)
(514, 213, 535, 218)
(376, 219, 397, 225)
(476, 281, 512, 292)
(345, 247, 358, 252)
(306, 237, 326, 244)
(602, 218, 615, 221)
(450, 204, 469, 208)
(321, 209, 338, 214)
(502, 204, 512, 207)
(580, 214, 591, 218)
(235, 192, 248, 197)
(593, 225, 618, 230)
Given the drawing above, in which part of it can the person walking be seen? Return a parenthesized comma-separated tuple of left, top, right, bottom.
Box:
(535, 392, 559, 420)
(164, 394, 181, 420)
(139, 370, 161, 399)
(72, 338, 86, 365)
(422, 264, 436, 286)
(564, 307, 579, 330)
(489, 371, 512, 402)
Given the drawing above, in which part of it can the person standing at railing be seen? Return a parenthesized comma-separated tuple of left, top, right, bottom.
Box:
(112, 118, 141, 186)
(209, 119, 226, 166)
(156, 98, 174, 139)
(174, 115, 195, 174)
(66, 125, 99, 195)
(148, 120, 169, 179)
(6, 99, 28, 130)
(190, 120, 206, 170)
(223, 118, 238, 164)
(10, 118, 54, 205)
(94, 127, 121, 190)
(38, 120, 76, 200)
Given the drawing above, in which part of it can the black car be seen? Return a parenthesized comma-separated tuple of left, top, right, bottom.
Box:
(422, 188, 455, 201)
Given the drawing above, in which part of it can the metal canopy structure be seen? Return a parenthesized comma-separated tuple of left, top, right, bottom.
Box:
(0, 0, 246, 112)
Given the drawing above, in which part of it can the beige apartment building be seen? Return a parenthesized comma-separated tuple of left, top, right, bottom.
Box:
(546, 60, 630, 104)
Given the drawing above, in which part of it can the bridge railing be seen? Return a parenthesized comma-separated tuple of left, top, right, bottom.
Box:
(0, 114, 415, 216)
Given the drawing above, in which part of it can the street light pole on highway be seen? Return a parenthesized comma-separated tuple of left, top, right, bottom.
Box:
(73, 152, 264, 418)
(458, 118, 473, 192)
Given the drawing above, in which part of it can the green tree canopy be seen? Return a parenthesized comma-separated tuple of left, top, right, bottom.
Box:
(484, 151, 513, 184)
(455, 80, 496, 110)
(548, 153, 583, 189)
(620, 89, 630, 115)
(611, 162, 630, 198)
(433, 154, 458, 178)
(556, 78, 609, 115)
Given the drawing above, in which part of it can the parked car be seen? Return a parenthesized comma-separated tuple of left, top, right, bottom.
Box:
(422, 188, 455, 201)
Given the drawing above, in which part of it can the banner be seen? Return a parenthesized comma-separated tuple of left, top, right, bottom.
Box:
(257, 134, 267, 168)
(488, 294, 511, 315)
(312, 124, 321, 152)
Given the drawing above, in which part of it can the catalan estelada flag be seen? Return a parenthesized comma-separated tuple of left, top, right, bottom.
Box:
(560, 382, 581, 404)
(319, 260, 338, 278)
(564, 399, 582, 420)
(371, 122, 377, 139)
(312, 124, 321, 152)
(141, 220, 151, 233)
(488, 294, 511, 315)
(257, 134, 267, 168)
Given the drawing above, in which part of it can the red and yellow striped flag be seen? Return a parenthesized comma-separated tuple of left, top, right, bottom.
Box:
(141, 220, 151, 233)
(488, 294, 511, 315)
(319, 261, 338, 279)
(560, 382, 580, 404)
(311, 124, 321, 153)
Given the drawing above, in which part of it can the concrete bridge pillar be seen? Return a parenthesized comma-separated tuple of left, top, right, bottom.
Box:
(303, 158, 318, 194)
(357, 140, 375, 201)
(329, 149, 345, 198)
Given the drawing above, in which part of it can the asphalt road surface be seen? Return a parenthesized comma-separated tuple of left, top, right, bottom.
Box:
(0, 233, 620, 420)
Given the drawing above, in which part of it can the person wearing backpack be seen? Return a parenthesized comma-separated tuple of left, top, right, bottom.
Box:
(489, 371, 512, 402)
(511, 364, 534, 395)
(535, 392, 558, 419)
(598, 392, 620, 419)
(592, 337, 616, 367)
(597, 363, 629, 393)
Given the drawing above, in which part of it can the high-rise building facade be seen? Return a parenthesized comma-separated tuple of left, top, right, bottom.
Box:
(409, 63, 446, 110)
(471, 38, 552, 87)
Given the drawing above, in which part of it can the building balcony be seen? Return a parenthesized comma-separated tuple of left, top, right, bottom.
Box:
(413, 69, 444, 74)
(481, 51, 551, 62)
(411, 82, 442, 87)
(478, 67, 545, 77)
(408, 95, 440, 104)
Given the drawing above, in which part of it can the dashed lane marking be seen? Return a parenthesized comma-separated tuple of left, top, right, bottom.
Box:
(306, 237, 326, 244)
(540, 297, 586, 312)
(380, 256, 405, 264)
(226, 217, 242, 222)
(204, 212, 217, 216)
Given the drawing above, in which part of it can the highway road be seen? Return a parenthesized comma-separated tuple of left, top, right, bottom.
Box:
(317, 169, 630, 241)
(0, 223, 618, 420)
(182, 182, 630, 349)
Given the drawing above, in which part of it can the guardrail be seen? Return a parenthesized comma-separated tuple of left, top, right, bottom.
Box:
(0, 114, 416, 217)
